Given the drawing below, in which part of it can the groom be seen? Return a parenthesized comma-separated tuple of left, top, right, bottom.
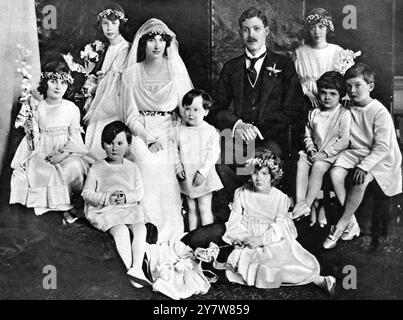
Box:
(208, 6, 304, 212)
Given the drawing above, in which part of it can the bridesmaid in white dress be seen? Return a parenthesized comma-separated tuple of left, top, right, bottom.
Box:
(294, 8, 344, 109)
(180, 148, 336, 294)
(83, 4, 130, 160)
(10, 61, 89, 216)
(121, 18, 193, 242)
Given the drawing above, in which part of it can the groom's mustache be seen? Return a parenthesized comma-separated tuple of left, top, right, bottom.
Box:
(247, 37, 258, 43)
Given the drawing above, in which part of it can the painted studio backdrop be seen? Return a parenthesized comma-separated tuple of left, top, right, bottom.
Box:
(0, 0, 402, 187)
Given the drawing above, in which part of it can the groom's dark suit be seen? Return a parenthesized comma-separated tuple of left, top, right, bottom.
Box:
(208, 49, 304, 219)
(209, 48, 304, 153)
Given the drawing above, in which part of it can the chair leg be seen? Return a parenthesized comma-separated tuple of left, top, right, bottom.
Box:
(381, 204, 390, 238)
(371, 204, 381, 249)
(369, 181, 390, 249)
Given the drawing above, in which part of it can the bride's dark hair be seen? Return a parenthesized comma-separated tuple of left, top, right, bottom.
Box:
(137, 32, 172, 62)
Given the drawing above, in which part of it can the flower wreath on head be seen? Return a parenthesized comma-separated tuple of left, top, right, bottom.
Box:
(97, 9, 128, 22)
(143, 27, 175, 40)
(244, 157, 284, 180)
(304, 14, 334, 32)
(40, 72, 74, 85)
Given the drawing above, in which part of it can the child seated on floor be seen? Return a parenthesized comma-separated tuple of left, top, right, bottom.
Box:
(292, 71, 351, 227)
(81, 121, 150, 288)
(323, 63, 402, 249)
(181, 147, 336, 294)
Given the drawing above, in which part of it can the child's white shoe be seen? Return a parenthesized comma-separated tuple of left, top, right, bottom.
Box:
(309, 205, 317, 227)
(129, 279, 143, 288)
(341, 216, 360, 241)
(62, 211, 78, 224)
(292, 202, 304, 213)
(292, 203, 311, 220)
(127, 267, 151, 287)
(318, 206, 327, 228)
(324, 276, 336, 295)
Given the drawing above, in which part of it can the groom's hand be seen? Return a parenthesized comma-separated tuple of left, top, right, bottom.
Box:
(235, 121, 258, 143)
(305, 90, 320, 109)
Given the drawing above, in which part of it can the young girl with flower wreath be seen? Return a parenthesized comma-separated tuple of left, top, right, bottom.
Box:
(181, 147, 336, 294)
(83, 3, 131, 160)
(10, 61, 90, 216)
(294, 8, 345, 110)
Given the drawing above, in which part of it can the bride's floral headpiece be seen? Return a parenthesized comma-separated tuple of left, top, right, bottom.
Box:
(41, 72, 74, 84)
(144, 26, 175, 39)
(304, 14, 334, 32)
(147, 30, 169, 37)
(97, 9, 128, 22)
(244, 157, 283, 180)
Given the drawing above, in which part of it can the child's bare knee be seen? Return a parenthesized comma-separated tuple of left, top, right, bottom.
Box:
(330, 167, 344, 179)
(312, 161, 329, 173)
(297, 158, 309, 169)
(109, 224, 129, 237)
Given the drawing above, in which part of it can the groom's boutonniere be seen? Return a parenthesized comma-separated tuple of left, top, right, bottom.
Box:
(266, 63, 282, 77)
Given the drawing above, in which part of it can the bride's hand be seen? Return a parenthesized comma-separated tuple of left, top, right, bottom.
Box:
(46, 151, 70, 164)
(148, 141, 163, 153)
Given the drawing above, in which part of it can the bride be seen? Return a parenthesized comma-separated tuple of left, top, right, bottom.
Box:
(121, 18, 193, 242)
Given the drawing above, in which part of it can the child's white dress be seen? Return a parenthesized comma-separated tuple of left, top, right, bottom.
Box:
(10, 99, 90, 215)
(301, 104, 351, 163)
(84, 40, 130, 160)
(294, 43, 343, 95)
(222, 186, 321, 289)
(82, 159, 144, 232)
(177, 121, 223, 198)
(334, 99, 402, 196)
